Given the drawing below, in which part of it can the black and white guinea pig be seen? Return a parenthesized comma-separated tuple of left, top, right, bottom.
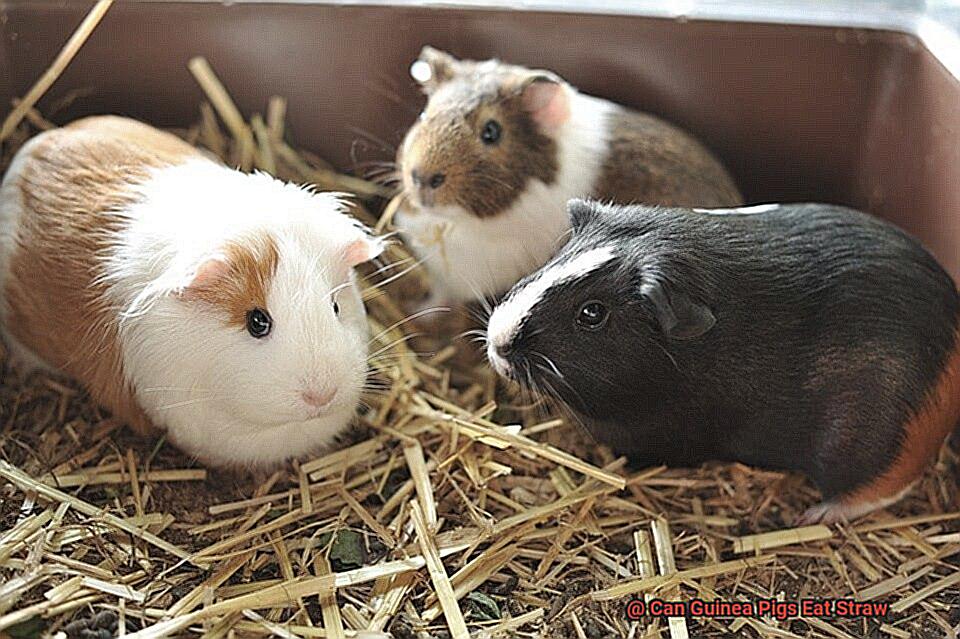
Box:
(485, 199, 960, 524)
(395, 47, 742, 305)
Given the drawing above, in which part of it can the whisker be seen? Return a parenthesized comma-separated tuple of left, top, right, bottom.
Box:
(328, 281, 353, 298)
(362, 257, 427, 292)
(366, 256, 416, 280)
(463, 279, 495, 321)
(367, 332, 422, 360)
(533, 352, 565, 380)
(455, 328, 487, 343)
(367, 307, 447, 347)
(152, 396, 220, 412)
(652, 339, 682, 372)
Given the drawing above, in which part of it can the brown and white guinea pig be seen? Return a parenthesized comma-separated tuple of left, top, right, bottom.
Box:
(395, 46, 743, 305)
(485, 199, 960, 524)
(0, 116, 384, 467)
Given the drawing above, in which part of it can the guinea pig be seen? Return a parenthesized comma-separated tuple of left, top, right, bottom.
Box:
(395, 46, 743, 306)
(0, 116, 384, 467)
(485, 198, 960, 524)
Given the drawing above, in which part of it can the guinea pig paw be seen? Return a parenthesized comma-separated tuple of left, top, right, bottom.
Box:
(796, 501, 848, 526)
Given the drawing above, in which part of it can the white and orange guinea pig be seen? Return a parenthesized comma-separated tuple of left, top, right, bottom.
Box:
(0, 116, 384, 467)
(395, 47, 742, 306)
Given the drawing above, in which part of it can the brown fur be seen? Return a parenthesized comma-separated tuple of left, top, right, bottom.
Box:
(180, 235, 280, 329)
(593, 109, 742, 207)
(842, 329, 960, 507)
(402, 79, 557, 219)
(4, 116, 201, 434)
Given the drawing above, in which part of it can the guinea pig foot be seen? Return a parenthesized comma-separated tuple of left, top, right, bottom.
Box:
(796, 501, 848, 526)
(797, 492, 905, 526)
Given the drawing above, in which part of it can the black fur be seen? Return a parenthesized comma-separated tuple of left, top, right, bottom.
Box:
(494, 199, 960, 499)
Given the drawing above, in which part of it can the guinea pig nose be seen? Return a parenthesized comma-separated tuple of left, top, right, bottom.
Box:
(427, 172, 446, 189)
(301, 387, 337, 409)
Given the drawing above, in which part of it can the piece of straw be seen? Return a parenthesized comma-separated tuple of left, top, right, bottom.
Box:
(403, 441, 437, 530)
(187, 56, 255, 170)
(409, 501, 469, 639)
(0, 0, 113, 141)
(732, 524, 833, 554)
(315, 556, 346, 639)
(591, 555, 775, 601)
(651, 518, 689, 639)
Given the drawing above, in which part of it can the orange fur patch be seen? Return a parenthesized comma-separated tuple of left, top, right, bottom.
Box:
(843, 328, 960, 507)
(180, 235, 280, 328)
(4, 116, 202, 435)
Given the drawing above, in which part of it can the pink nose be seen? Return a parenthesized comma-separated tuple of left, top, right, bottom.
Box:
(301, 388, 337, 409)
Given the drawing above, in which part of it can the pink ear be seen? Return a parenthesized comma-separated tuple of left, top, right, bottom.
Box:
(343, 236, 385, 268)
(521, 79, 570, 131)
(178, 255, 230, 300)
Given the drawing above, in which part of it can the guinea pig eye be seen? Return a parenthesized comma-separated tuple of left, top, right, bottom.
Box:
(246, 308, 272, 338)
(576, 301, 609, 331)
(332, 300, 341, 317)
(480, 119, 502, 145)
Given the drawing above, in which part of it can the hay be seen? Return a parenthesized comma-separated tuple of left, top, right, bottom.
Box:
(1, 6, 960, 639)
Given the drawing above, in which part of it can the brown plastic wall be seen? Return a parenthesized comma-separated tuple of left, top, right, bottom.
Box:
(1, 2, 957, 276)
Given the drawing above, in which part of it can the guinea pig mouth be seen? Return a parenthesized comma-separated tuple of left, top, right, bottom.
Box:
(299, 394, 344, 421)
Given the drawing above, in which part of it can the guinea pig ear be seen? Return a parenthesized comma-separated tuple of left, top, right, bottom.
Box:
(411, 46, 459, 92)
(519, 73, 570, 132)
(640, 279, 716, 340)
(341, 233, 385, 268)
(567, 198, 599, 231)
(176, 253, 232, 302)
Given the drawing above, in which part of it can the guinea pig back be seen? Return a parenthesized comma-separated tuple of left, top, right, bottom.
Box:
(486, 200, 960, 523)
(0, 116, 200, 435)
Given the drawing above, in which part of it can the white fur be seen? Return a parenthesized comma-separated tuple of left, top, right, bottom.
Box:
(486, 246, 617, 378)
(692, 203, 780, 215)
(0, 134, 56, 372)
(396, 89, 614, 303)
(410, 60, 432, 84)
(100, 159, 382, 466)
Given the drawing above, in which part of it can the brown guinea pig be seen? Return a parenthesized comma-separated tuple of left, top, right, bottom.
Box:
(395, 46, 743, 306)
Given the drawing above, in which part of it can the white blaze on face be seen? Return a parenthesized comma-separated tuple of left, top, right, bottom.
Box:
(486, 246, 617, 377)
(692, 203, 780, 215)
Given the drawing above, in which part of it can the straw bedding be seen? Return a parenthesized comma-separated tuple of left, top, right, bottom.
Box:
(1, 4, 960, 639)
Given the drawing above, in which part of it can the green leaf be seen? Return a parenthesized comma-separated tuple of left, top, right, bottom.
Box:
(464, 591, 501, 621)
(328, 529, 365, 571)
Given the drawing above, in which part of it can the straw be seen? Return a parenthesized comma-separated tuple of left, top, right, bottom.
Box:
(0, 1, 113, 141)
(409, 501, 469, 639)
